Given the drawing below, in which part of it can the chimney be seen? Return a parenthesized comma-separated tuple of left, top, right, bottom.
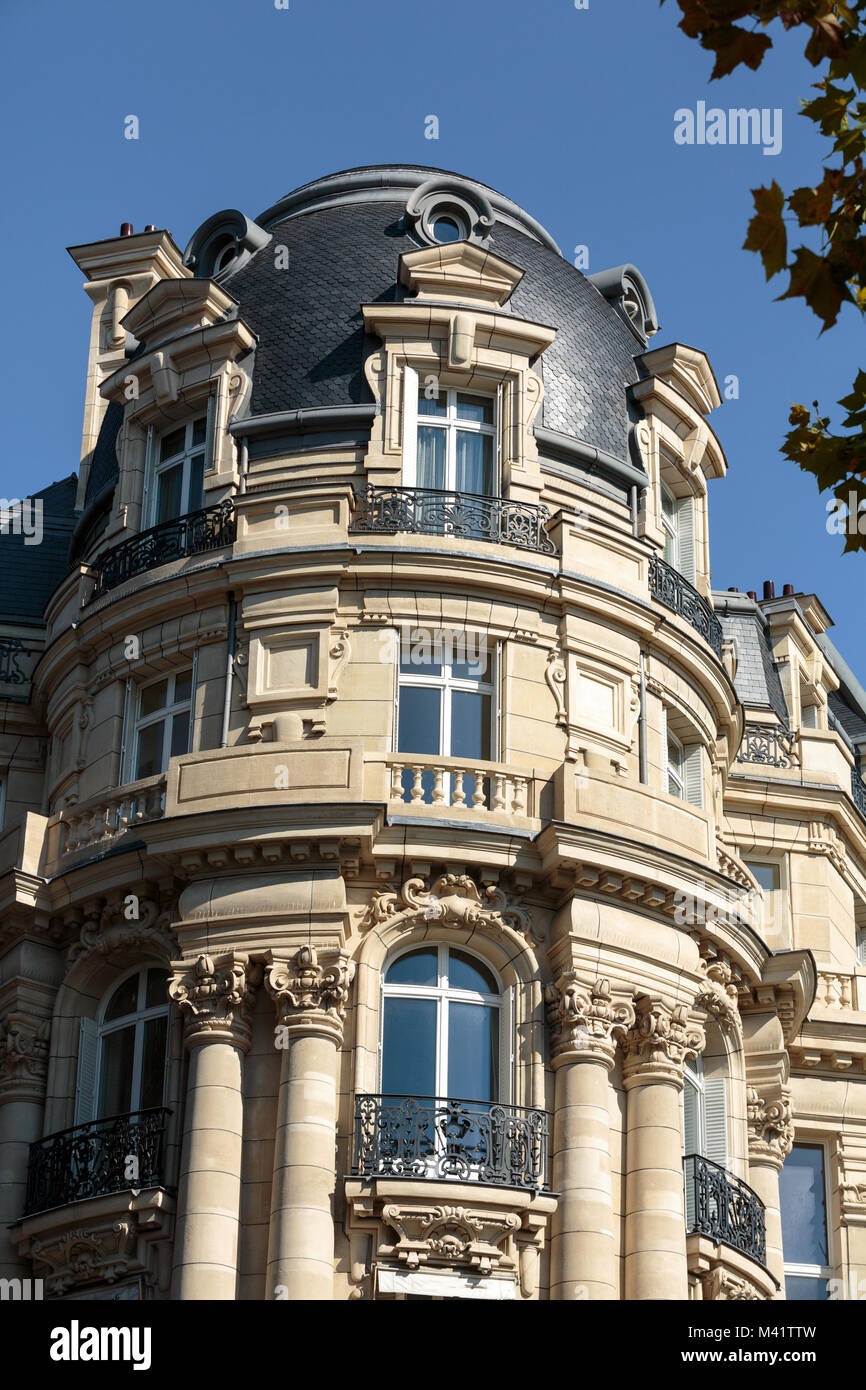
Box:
(120, 222, 133, 236)
(747, 591, 757, 601)
(144, 224, 156, 233)
(727, 586, 739, 593)
(763, 581, 776, 601)
(782, 583, 794, 597)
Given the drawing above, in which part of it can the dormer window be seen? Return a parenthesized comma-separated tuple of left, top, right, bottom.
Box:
(660, 481, 696, 586)
(148, 416, 208, 526)
(407, 380, 497, 497)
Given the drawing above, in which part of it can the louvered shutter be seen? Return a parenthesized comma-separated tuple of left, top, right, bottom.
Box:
(683, 1079, 701, 1229)
(402, 365, 419, 485)
(498, 985, 515, 1106)
(678, 495, 696, 585)
(683, 742, 703, 808)
(141, 424, 154, 527)
(74, 1017, 99, 1125)
(119, 677, 134, 785)
(704, 1077, 728, 1171)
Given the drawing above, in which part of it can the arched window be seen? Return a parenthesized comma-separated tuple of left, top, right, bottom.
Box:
(76, 968, 170, 1124)
(381, 945, 507, 1103)
(683, 1056, 727, 1166)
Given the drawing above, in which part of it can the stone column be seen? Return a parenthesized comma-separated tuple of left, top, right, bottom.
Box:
(622, 994, 705, 1300)
(169, 952, 259, 1300)
(0, 1011, 50, 1279)
(746, 1086, 793, 1294)
(545, 975, 634, 1300)
(264, 946, 354, 1301)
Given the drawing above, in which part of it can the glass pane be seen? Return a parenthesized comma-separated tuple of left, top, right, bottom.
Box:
(140, 1015, 168, 1110)
(98, 1025, 135, 1118)
(399, 637, 442, 677)
(780, 1145, 828, 1266)
(451, 646, 489, 681)
(135, 720, 165, 780)
(432, 218, 461, 243)
(456, 431, 494, 497)
(447, 1001, 497, 1102)
(173, 670, 193, 704)
(382, 997, 437, 1096)
(155, 463, 184, 523)
(450, 690, 491, 761)
(187, 453, 205, 512)
(139, 679, 168, 718)
(159, 426, 185, 464)
(785, 1275, 828, 1301)
(145, 969, 168, 1009)
(386, 949, 438, 987)
(191, 417, 208, 446)
(448, 950, 497, 995)
(398, 686, 441, 755)
(668, 771, 683, 798)
(418, 387, 447, 417)
(456, 394, 494, 425)
(104, 974, 140, 1023)
(417, 424, 446, 490)
(170, 710, 190, 758)
(748, 862, 780, 895)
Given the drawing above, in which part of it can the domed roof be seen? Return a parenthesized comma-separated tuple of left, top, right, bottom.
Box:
(220, 165, 645, 461)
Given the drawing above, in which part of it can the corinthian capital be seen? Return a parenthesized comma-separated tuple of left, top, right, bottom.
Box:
(266, 946, 355, 1043)
(168, 952, 260, 1048)
(746, 1087, 794, 1168)
(622, 994, 705, 1085)
(0, 1013, 51, 1099)
(545, 975, 634, 1065)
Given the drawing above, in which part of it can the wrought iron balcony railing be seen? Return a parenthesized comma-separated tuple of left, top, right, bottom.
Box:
(353, 1094, 549, 1191)
(853, 765, 866, 821)
(351, 485, 556, 556)
(88, 501, 235, 601)
(736, 722, 800, 769)
(684, 1153, 767, 1266)
(648, 554, 723, 658)
(24, 1108, 171, 1217)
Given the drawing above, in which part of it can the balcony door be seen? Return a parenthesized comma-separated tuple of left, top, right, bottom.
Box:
(397, 646, 495, 805)
(75, 967, 170, 1125)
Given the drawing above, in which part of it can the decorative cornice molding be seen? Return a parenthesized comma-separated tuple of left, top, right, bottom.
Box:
(168, 951, 260, 1049)
(360, 873, 536, 945)
(544, 975, 634, 1065)
(746, 1087, 794, 1168)
(265, 945, 355, 1043)
(622, 994, 705, 1085)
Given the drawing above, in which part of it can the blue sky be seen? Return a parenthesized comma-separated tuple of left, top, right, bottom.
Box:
(1, 0, 862, 670)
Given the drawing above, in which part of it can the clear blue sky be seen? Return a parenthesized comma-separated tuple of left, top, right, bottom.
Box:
(1, 0, 862, 671)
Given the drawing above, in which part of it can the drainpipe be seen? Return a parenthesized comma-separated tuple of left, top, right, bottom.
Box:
(629, 485, 639, 538)
(638, 651, 648, 785)
(238, 436, 249, 495)
(220, 592, 237, 748)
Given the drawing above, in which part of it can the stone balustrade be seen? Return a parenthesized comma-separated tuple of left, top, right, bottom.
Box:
(59, 775, 167, 857)
(815, 971, 857, 1011)
(385, 754, 537, 816)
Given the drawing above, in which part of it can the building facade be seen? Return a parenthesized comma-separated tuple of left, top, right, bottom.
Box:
(0, 165, 864, 1301)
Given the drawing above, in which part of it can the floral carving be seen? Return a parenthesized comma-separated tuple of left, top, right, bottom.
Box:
(359, 873, 536, 943)
(696, 958, 741, 1034)
(702, 1267, 764, 1301)
(545, 975, 634, 1063)
(169, 952, 260, 1046)
(381, 1202, 520, 1274)
(746, 1087, 794, 1167)
(67, 896, 178, 968)
(266, 946, 355, 1041)
(622, 993, 705, 1081)
(0, 1013, 50, 1096)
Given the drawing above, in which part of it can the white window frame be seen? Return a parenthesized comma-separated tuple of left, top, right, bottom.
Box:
(666, 720, 686, 799)
(744, 857, 787, 939)
(662, 706, 703, 807)
(144, 409, 213, 528)
(127, 666, 194, 784)
(781, 1141, 834, 1299)
(403, 368, 498, 496)
(380, 943, 509, 1102)
(94, 966, 170, 1120)
(660, 482, 696, 585)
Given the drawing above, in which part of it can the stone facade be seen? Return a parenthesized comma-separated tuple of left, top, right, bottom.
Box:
(0, 165, 863, 1301)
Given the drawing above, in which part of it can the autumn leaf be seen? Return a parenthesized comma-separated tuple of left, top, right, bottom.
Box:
(744, 182, 788, 278)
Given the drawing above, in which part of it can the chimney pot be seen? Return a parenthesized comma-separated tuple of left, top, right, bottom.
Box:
(747, 591, 757, 601)
(783, 583, 794, 597)
(144, 224, 156, 233)
(728, 586, 738, 593)
(120, 222, 133, 237)
(763, 581, 776, 601)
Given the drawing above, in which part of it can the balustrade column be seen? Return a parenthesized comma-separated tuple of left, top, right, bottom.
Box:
(265, 946, 355, 1301)
(622, 995, 705, 1300)
(0, 1011, 50, 1279)
(169, 953, 259, 1300)
(746, 1087, 793, 1294)
(545, 976, 633, 1300)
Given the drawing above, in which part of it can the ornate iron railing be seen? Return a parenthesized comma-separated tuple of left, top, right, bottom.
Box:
(736, 722, 800, 769)
(684, 1153, 767, 1266)
(648, 554, 723, 658)
(88, 501, 235, 600)
(24, 1108, 171, 1216)
(351, 486, 556, 556)
(353, 1094, 549, 1190)
(852, 765, 866, 820)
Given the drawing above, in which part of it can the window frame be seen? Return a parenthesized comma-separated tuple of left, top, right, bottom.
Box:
(144, 410, 213, 528)
(94, 966, 170, 1121)
(403, 369, 499, 497)
(127, 666, 194, 784)
(780, 1140, 834, 1300)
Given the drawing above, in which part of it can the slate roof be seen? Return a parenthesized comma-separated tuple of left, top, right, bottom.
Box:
(84, 400, 123, 507)
(716, 605, 790, 723)
(829, 691, 866, 746)
(0, 474, 77, 625)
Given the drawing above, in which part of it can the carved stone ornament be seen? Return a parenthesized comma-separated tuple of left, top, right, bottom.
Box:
(266, 945, 355, 1042)
(168, 952, 260, 1047)
(381, 1202, 520, 1274)
(545, 975, 634, 1065)
(696, 957, 741, 1035)
(360, 873, 536, 944)
(544, 646, 568, 729)
(746, 1087, 794, 1167)
(21, 1192, 172, 1298)
(0, 1013, 50, 1097)
(701, 1267, 763, 1302)
(67, 896, 178, 969)
(622, 993, 705, 1083)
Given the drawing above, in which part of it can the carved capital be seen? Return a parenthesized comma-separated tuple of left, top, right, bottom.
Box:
(168, 952, 260, 1049)
(266, 946, 355, 1043)
(746, 1087, 794, 1168)
(622, 994, 705, 1085)
(545, 975, 634, 1065)
(0, 1012, 50, 1099)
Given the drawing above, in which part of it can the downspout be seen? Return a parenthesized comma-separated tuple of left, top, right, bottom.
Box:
(639, 651, 648, 785)
(629, 484, 639, 538)
(238, 435, 249, 495)
(220, 592, 237, 749)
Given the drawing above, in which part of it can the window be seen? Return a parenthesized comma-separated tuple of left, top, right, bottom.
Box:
(148, 416, 208, 526)
(130, 668, 193, 781)
(431, 217, 462, 243)
(397, 642, 495, 804)
(663, 708, 702, 806)
(780, 1144, 832, 1300)
(683, 1057, 727, 1164)
(660, 482, 696, 585)
(857, 925, 866, 968)
(745, 859, 784, 938)
(381, 945, 504, 1103)
(75, 967, 170, 1124)
(405, 378, 497, 498)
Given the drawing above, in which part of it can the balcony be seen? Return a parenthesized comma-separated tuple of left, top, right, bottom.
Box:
(88, 500, 235, 601)
(24, 1108, 171, 1218)
(385, 753, 539, 819)
(353, 1095, 550, 1191)
(351, 485, 556, 556)
(736, 722, 800, 769)
(853, 766, 866, 820)
(53, 774, 166, 865)
(649, 554, 723, 658)
(684, 1153, 766, 1265)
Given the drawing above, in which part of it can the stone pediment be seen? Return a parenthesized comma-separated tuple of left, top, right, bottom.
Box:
(399, 242, 525, 308)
